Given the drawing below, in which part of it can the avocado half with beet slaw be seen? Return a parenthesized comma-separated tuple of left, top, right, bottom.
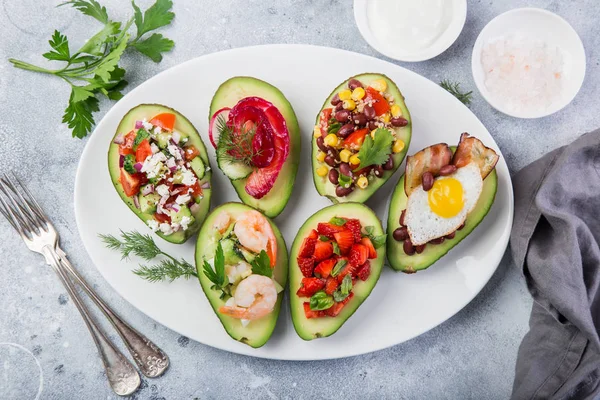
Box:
(108, 104, 212, 244)
(208, 77, 301, 218)
(313, 73, 412, 203)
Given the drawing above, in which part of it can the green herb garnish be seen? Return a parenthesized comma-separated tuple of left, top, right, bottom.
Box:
(331, 258, 347, 277)
(215, 114, 261, 166)
(329, 216, 347, 226)
(309, 291, 334, 311)
(202, 242, 229, 298)
(357, 128, 394, 169)
(332, 242, 340, 256)
(319, 235, 329, 242)
(327, 118, 342, 134)
(133, 128, 150, 148)
(333, 274, 352, 302)
(9, 0, 175, 139)
(251, 250, 272, 278)
(364, 226, 386, 249)
(440, 80, 473, 106)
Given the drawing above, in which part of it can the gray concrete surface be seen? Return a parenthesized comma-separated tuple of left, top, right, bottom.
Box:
(0, 0, 598, 398)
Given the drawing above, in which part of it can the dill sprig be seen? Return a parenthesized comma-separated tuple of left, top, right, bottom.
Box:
(215, 114, 261, 166)
(440, 80, 473, 106)
(99, 230, 197, 282)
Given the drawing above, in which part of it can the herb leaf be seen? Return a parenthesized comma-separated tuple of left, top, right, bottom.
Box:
(329, 217, 347, 226)
(357, 128, 394, 169)
(363, 225, 386, 249)
(318, 235, 329, 242)
(61, 0, 109, 24)
(43, 30, 71, 61)
(133, 259, 197, 282)
(332, 242, 340, 256)
(62, 94, 99, 139)
(331, 258, 347, 277)
(251, 250, 272, 278)
(78, 22, 121, 56)
(203, 242, 228, 290)
(440, 80, 473, 106)
(333, 274, 352, 302)
(131, 33, 174, 62)
(310, 291, 334, 311)
(132, 0, 175, 39)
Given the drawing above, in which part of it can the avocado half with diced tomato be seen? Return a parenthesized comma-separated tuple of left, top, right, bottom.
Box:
(289, 203, 385, 340)
(108, 104, 212, 244)
(386, 143, 498, 272)
(313, 73, 411, 204)
(208, 77, 301, 218)
(195, 203, 288, 348)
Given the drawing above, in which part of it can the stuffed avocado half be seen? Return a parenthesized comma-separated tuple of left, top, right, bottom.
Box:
(313, 73, 412, 203)
(108, 104, 212, 244)
(195, 203, 288, 348)
(208, 77, 301, 218)
(289, 203, 385, 340)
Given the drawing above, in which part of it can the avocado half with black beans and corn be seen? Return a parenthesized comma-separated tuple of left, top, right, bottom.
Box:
(195, 203, 288, 348)
(289, 203, 385, 340)
(313, 73, 411, 203)
(386, 136, 499, 273)
(108, 104, 212, 244)
(208, 77, 301, 218)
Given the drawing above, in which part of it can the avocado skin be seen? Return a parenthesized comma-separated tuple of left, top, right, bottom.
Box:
(289, 203, 385, 340)
(209, 76, 301, 218)
(386, 168, 498, 273)
(312, 73, 412, 204)
(108, 104, 212, 244)
(194, 202, 288, 348)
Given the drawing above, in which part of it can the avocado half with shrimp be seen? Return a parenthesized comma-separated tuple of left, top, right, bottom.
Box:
(313, 73, 412, 204)
(386, 134, 499, 273)
(208, 77, 301, 218)
(289, 202, 385, 340)
(195, 202, 288, 348)
(108, 104, 212, 244)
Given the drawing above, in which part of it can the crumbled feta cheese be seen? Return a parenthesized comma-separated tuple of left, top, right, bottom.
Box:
(166, 157, 176, 169)
(142, 119, 153, 131)
(147, 219, 159, 232)
(153, 126, 163, 135)
(141, 152, 167, 178)
(150, 143, 159, 154)
(159, 223, 173, 235)
(181, 169, 197, 186)
(180, 215, 192, 230)
(175, 194, 191, 205)
(170, 223, 180, 232)
(156, 184, 169, 197)
(167, 144, 182, 160)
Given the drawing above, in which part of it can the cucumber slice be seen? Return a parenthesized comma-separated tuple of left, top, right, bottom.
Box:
(190, 157, 205, 179)
(217, 156, 253, 180)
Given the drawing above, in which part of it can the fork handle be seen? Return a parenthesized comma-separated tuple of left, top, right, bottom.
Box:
(42, 247, 140, 396)
(55, 246, 169, 378)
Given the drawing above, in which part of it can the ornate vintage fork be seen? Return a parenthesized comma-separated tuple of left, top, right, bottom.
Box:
(0, 173, 169, 396)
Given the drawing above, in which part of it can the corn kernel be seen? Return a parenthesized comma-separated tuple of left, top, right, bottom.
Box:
(324, 133, 339, 147)
(390, 104, 402, 118)
(343, 99, 356, 111)
(338, 89, 352, 101)
(371, 79, 387, 92)
(393, 139, 405, 154)
(316, 151, 326, 162)
(317, 166, 329, 177)
(349, 154, 361, 165)
(339, 149, 352, 163)
(382, 112, 391, 124)
(357, 176, 369, 189)
(313, 126, 322, 137)
(351, 87, 366, 101)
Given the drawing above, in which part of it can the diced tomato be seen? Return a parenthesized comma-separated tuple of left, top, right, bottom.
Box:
(317, 222, 346, 238)
(118, 131, 136, 155)
(297, 256, 315, 277)
(357, 260, 371, 281)
(119, 169, 141, 197)
(360, 237, 377, 259)
(303, 303, 326, 319)
(324, 276, 339, 295)
(314, 258, 336, 279)
(299, 237, 317, 258)
(319, 108, 333, 135)
(296, 277, 325, 297)
(308, 229, 319, 240)
(184, 145, 201, 161)
(154, 212, 171, 224)
(185, 181, 203, 199)
(342, 129, 369, 150)
(313, 240, 333, 262)
(366, 87, 390, 116)
(333, 230, 354, 255)
(135, 139, 152, 163)
(150, 113, 176, 131)
(324, 292, 354, 317)
(345, 219, 362, 242)
(349, 244, 369, 267)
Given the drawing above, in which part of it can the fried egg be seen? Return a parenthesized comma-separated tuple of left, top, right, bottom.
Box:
(405, 163, 483, 246)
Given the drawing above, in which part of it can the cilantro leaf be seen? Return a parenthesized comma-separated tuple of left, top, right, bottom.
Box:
(43, 30, 71, 61)
(251, 250, 272, 278)
(60, 0, 109, 24)
(357, 128, 394, 168)
(62, 93, 99, 138)
(310, 291, 334, 311)
(333, 274, 352, 302)
(132, 33, 174, 62)
(132, 0, 174, 38)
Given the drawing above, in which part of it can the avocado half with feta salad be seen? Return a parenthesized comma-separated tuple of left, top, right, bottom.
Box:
(208, 77, 301, 218)
(289, 203, 385, 340)
(108, 104, 212, 244)
(195, 202, 288, 348)
(313, 73, 411, 203)
(386, 134, 499, 273)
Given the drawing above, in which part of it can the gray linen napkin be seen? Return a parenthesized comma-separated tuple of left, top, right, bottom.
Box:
(510, 129, 600, 400)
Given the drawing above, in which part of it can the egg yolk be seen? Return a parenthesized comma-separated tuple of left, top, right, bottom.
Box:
(428, 178, 464, 218)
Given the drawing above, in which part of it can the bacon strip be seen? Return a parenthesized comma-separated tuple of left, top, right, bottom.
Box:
(452, 133, 499, 180)
(404, 143, 453, 196)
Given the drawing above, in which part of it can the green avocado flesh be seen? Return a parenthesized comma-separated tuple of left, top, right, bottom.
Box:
(209, 77, 301, 218)
(195, 203, 288, 348)
(108, 104, 212, 244)
(313, 73, 412, 204)
(289, 203, 385, 340)
(386, 170, 498, 272)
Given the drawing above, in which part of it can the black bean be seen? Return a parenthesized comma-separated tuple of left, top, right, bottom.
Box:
(330, 93, 341, 106)
(422, 172, 434, 191)
(373, 165, 384, 178)
(348, 79, 363, 90)
(325, 155, 338, 167)
(335, 102, 344, 111)
(316, 136, 328, 152)
(335, 110, 350, 122)
(393, 227, 408, 241)
(391, 117, 409, 127)
(337, 123, 355, 138)
(336, 185, 354, 197)
(363, 105, 376, 120)
(399, 209, 406, 226)
(339, 162, 353, 177)
(352, 113, 367, 126)
(403, 240, 415, 255)
(328, 169, 339, 185)
(367, 120, 378, 131)
(382, 155, 394, 170)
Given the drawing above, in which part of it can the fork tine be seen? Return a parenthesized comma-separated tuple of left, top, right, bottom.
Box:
(11, 172, 49, 225)
(0, 180, 30, 237)
(0, 174, 46, 232)
(0, 187, 18, 231)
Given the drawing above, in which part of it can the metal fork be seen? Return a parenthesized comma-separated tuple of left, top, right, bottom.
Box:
(0, 173, 169, 396)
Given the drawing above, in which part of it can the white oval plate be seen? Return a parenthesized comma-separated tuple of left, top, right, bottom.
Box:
(74, 44, 513, 360)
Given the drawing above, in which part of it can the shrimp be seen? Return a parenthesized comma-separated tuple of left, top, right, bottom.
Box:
(234, 210, 277, 266)
(213, 211, 231, 234)
(218, 275, 277, 320)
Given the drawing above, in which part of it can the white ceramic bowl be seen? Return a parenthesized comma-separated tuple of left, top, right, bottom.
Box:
(472, 8, 586, 119)
(353, 0, 467, 62)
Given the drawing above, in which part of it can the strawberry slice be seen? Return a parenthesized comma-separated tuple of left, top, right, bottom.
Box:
(357, 260, 371, 281)
(333, 230, 354, 255)
(345, 219, 362, 243)
(308, 229, 319, 240)
(297, 256, 315, 277)
(299, 237, 317, 258)
(297, 277, 326, 298)
(349, 244, 369, 267)
(324, 276, 339, 295)
(314, 240, 334, 262)
(337, 263, 359, 283)
(314, 258, 336, 279)
(360, 237, 377, 259)
(304, 302, 326, 319)
(317, 222, 346, 238)
(324, 292, 354, 317)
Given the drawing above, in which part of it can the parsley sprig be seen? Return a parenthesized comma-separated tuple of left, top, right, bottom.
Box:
(9, 0, 175, 139)
(357, 128, 394, 169)
(203, 242, 229, 298)
(440, 80, 473, 106)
